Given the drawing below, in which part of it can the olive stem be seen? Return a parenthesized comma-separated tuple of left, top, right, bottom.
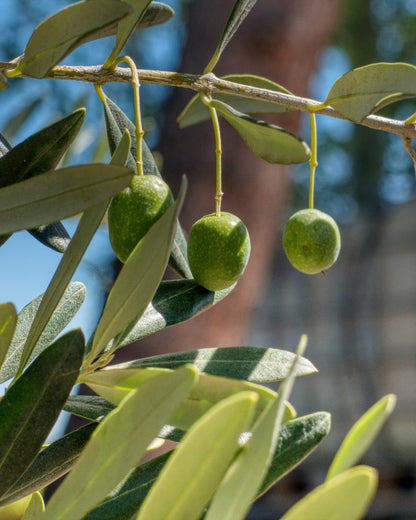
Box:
(308, 113, 318, 209)
(110, 56, 144, 176)
(401, 136, 416, 176)
(201, 94, 224, 216)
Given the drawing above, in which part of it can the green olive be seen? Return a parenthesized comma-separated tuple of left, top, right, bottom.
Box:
(187, 212, 251, 291)
(283, 208, 341, 274)
(108, 174, 174, 262)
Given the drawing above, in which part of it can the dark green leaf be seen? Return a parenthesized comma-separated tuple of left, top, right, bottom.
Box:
(0, 135, 13, 247)
(80, 1, 174, 45)
(65, 395, 116, 422)
(18, 0, 133, 78)
(211, 99, 311, 164)
(178, 74, 292, 128)
(103, 95, 192, 278)
(87, 178, 187, 362)
(258, 412, 331, 496)
(113, 279, 233, 347)
(0, 108, 86, 189)
(28, 222, 71, 254)
(0, 329, 85, 499)
(42, 367, 197, 520)
(325, 62, 416, 123)
(0, 163, 133, 235)
(0, 303, 17, 370)
(119, 345, 317, 382)
(105, 1, 153, 68)
(0, 424, 97, 507)
(204, 0, 257, 73)
(15, 132, 132, 378)
(0, 282, 86, 384)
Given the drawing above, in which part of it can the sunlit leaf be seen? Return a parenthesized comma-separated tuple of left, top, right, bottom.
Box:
(0, 163, 133, 235)
(280, 466, 378, 520)
(119, 345, 317, 382)
(41, 366, 197, 520)
(204, 0, 258, 73)
(0, 330, 84, 499)
(327, 394, 396, 480)
(28, 223, 71, 254)
(325, 62, 416, 123)
(136, 391, 257, 520)
(0, 303, 17, 371)
(88, 178, 187, 363)
(0, 282, 86, 384)
(18, 0, 133, 78)
(22, 492, 44, 519)
(178, 74, 292, 128)
(210, 99, 311, 164)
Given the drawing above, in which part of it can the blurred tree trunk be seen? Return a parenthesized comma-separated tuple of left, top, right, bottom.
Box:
(121, 0, 341, 357)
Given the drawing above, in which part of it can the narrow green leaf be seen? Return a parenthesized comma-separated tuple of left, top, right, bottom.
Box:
(211, 99, 311, 164)
(0, 303, 17, 370)
(280, 466, 378, 520)
(119, 345, 317, 382)
(325, 62, 416, 123)
(42, 366, 197, 520)
(0, 329, 84, 499)
(0, 163, 133, 235)
(258, 412, 331, 496)
(64, 395, 116, 422)
(204, 0, 257, 73)
(18, 0, 133, 78)
(0, 108, 86, 189)
(15, 132, 132, 378)
(178, 74, 292, 128)
(0, 282, 86, 384)
(28, 223, 71, 254)
(103, 94, 192, 278)
(205, 336, 307, 520)
(74, 2, 175, 45)
(136, 391, 258, 520)
(0, 424, 97, 507)
(88, 178, 187, 362)
(82, 366, 287, 431)
(327, 394, 397, 480)
(22, 493, 44, 520)
(82, 451, 172, 520)
(105, 1, 152, 68)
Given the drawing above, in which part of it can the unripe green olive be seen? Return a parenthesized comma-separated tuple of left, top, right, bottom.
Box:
(283, 208, 341, 274)
(108, 174, 174, 263)
(187, 212, 251, 291)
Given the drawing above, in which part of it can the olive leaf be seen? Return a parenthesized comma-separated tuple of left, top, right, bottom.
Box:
(210, 99, 311, 164)
(0, 303, 17, 371)
(178, 74, 292, 128)
(104, 0, 153, 68)
(0, 329, 85, 499)
(326, 394, 397, 480)
(102, 94, 192, 279)
(18, 0, 133, 78)
(325, 62, 416, 123)
(204, 0, 258, 73)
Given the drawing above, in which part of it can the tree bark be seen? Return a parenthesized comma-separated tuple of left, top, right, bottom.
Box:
(120, 0, 341, 357)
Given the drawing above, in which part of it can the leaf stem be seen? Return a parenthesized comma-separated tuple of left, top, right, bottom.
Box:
(110, 56, 144, 176)
(202, 95, 223, 216)
(308, 113, 318, 209)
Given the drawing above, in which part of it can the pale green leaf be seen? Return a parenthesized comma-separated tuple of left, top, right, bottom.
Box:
(0, 303, 17, 370)
(0, 164, 133, 235)
(88, 177, 187, 363)
(280, 466, 378, 520)
(325, 62, 416, 123)
(18, 0, 132, 78)
(327, 394, 397, 480)
(105, 1, 152, 68)
(136, 391, 258, 520)
(119, 345, 317, 382)
(204, 0, 257, 73)
(178, 74, 292, 128)
(42, 366, 197, 520)
(210, 99, 311, 164)
(22, 493, 44, 520)
(0, 283, 86, 384)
